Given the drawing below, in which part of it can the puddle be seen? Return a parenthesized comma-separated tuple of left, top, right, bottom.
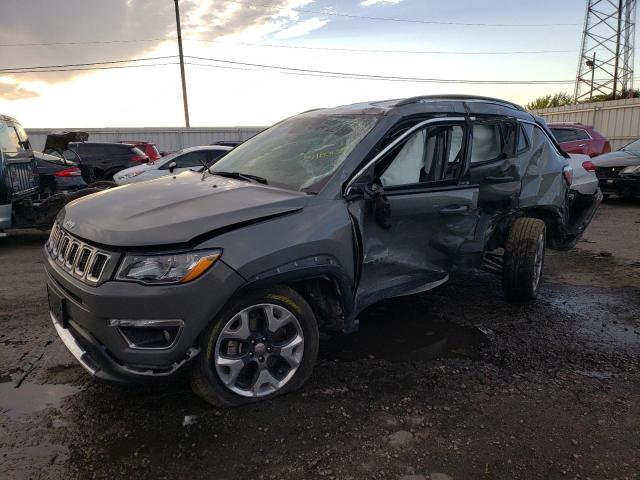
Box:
(0, 379, 81, 419)
(321, 299, 489, 362)
(545, 286, 640, 351)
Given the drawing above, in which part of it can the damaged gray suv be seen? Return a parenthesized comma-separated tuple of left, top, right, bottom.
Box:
(45, 96, 601, 406)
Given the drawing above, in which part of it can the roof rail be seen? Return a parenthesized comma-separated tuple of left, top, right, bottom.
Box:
(395, 95, 525, 111)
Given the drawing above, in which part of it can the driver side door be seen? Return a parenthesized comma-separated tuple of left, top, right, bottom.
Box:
(347, 118, 480, 312)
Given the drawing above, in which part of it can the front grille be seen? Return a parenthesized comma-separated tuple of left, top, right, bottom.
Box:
(46, 222, 112, 285)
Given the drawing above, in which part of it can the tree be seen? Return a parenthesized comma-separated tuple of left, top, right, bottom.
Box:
(525, 92, 574, 110)
(526, 89, 640, 110)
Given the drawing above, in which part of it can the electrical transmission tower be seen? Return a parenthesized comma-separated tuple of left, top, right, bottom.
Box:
(574, 0, 637, 102)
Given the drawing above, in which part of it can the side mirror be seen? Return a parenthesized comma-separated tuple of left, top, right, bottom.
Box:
(168, 161, 177, 173)
(364, 183, 391, 229)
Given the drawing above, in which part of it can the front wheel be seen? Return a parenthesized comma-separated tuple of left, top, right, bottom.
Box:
(191, 286, 319, 407)
(502, 218, 546, 303)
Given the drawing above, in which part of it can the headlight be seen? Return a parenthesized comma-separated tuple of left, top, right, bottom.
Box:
(116, 249, 222, 285)
(620, 165, 640, 175)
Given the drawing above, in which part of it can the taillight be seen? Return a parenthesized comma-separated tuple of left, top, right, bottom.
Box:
(54, 167, 82, 177)
(131, 155, 148, 163)
(562, 165, 573, 185)
(582, 160, 596, 172)
(603, 142, 611, 154)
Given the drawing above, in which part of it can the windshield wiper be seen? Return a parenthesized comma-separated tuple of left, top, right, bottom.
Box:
(199, 158, 213, 181)
(211, 171, 268, 184)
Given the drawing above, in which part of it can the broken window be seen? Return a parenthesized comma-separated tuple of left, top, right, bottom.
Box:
(378, 124, 465, 188)
(470, 124, 502, 164)
(517, 125, 530, 153)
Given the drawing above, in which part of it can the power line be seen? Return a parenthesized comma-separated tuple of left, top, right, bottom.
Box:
(0, 56, 178, 73)
(185, 55, 579, 84)
(225, 0, 581, 27)
(192, 39, 577, 56)
(0, 38, 172, 47)
(2, 54, 636, 85)
(0, 62, 180, 74)
(0, 35, 578, 55)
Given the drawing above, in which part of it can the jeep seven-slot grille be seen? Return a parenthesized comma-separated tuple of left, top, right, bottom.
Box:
(47, 223, 112, 285)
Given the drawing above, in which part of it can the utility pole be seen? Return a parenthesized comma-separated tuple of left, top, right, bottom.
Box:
(174, 0, 190, 127)
(574, 0, 637, 103)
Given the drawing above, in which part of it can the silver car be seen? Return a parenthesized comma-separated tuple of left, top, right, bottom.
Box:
(113, 145, 231, 185)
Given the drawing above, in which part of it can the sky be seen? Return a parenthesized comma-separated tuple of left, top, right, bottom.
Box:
(0, 0, 605, 128)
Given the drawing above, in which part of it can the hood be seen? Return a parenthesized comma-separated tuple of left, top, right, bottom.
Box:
(592, 150, 640, 168)
(60, 171, 308, 247)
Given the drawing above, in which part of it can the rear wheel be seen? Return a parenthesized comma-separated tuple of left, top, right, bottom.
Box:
(502, 218, 546, 303)
(191, 286, 319, 407)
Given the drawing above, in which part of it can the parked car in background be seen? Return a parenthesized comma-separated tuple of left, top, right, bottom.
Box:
(119, 141, 161, 161)
(66, 142, 149, 183)
(34, 151, 86, 199)
(592, 137, 640, 198)
(43, 130, 89, 156)
(46, 95, 600, 407)
(548, 122, 611, 157)
(113, 145, 231, 185)
(211, 140, 243, 148)
(566, 153, 599, 196)
(1, 116, 96, 231)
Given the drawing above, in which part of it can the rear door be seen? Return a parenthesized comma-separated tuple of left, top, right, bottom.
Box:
(347, 118, 480, 311)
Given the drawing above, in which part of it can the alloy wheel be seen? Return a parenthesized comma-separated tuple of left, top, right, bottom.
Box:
(214, 303, 304, 397)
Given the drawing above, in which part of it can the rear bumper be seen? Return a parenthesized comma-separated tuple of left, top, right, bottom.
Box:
(45, 249, 245, 384)
(598, 178, 619, 193)
(598, 176, 640, 196)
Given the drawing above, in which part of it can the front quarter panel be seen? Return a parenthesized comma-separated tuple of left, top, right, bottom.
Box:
(197, 198, 355, 291)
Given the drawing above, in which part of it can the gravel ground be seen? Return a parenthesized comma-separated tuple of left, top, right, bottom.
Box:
(1, 199, 639, 480)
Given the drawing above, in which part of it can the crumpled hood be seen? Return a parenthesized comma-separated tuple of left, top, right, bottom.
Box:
(60, 171, 308, 246)
(592, 150, 640, 168)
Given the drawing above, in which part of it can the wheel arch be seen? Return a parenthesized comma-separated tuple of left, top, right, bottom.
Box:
(226, 266, 355, 333)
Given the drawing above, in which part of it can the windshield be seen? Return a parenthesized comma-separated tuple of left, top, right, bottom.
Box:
(210, 112, 381, 191)
(622, 138, 640, 152)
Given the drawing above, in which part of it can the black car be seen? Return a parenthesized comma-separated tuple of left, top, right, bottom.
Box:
(67, 142, 149, 183)
(34, 151, 86, 199)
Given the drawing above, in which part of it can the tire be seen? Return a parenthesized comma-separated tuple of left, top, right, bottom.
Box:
(502, 218, 546, 303)
(87, 180, 116, 190)
(191, 285, 319, 407)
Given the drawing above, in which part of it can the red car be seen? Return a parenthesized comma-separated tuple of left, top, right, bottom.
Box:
(548, 122, 611, 158)
(119, 141, 161, 161)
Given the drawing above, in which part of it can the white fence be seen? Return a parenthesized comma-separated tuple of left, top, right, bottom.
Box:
(531, 97, 640, 150)
(25, 126, 266, 153)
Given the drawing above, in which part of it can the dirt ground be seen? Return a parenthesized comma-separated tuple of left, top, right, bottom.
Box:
(1, 199, 639, 480)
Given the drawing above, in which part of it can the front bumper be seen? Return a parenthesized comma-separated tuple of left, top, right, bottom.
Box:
(45, 249, 245, 384)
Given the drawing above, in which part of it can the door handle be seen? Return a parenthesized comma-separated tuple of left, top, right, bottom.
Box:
(439, 204, 469, 214)
(578, 144, 585, 147)
(485, 175, 519, 184)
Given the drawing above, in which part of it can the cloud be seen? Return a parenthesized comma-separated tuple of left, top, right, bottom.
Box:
(0, 80, 40, 100)
(274, 18, 328, 39)
(0, 0, 319, 84)
(360, 0, 403, 6)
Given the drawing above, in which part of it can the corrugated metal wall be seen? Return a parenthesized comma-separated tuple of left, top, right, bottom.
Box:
(532, 97, 640, 150)
(25, 126, 266, 153)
